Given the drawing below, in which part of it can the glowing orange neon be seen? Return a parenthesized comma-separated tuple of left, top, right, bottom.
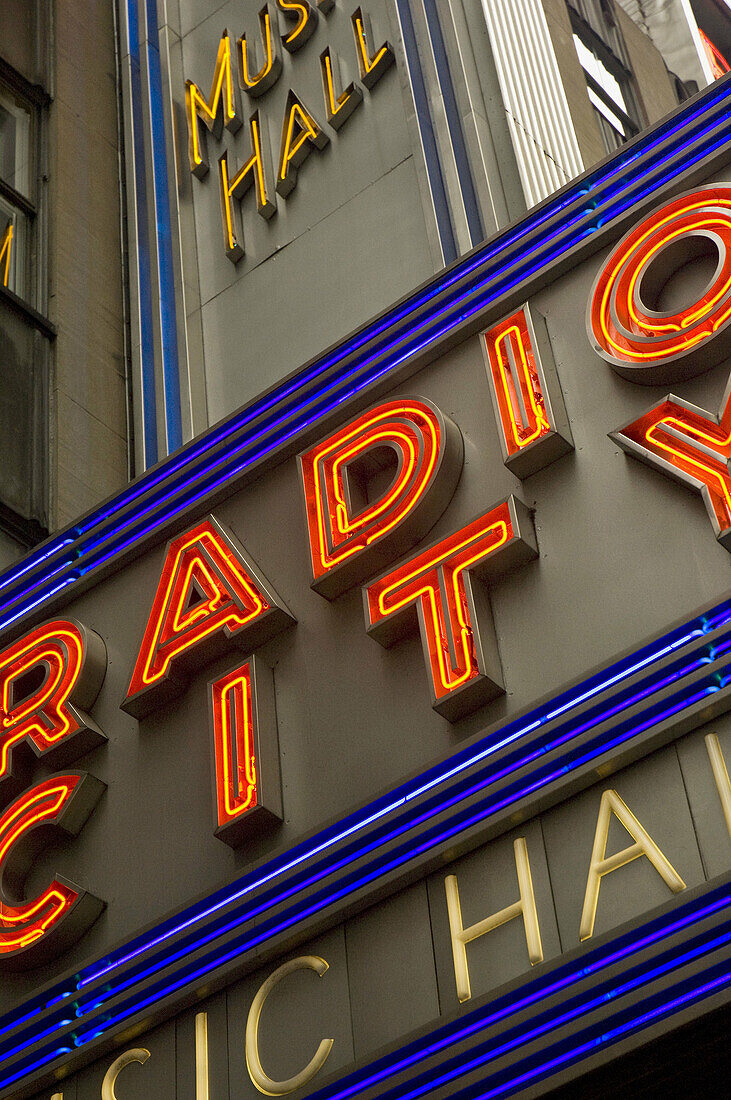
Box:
(366, 503, 516, 707)
(699, 29, 731, 80)
(0, 777, 80, 954)
(0, 223, 12, 288)
(590, 188, 731, 368)
(126, 519, 271, 705)
(613, 394, 731, 541)
(212, 663, 258, 828)
(300, 400, 447, 592)
(0, 621, 101, 785)
(484, 311, 551, 454)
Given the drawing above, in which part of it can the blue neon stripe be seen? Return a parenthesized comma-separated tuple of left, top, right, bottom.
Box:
(126, 0, 158, 466)
(395, 0, 458, 262)
(3, 884, 728, 1094)
(143, 0, 183, 453)
(0, 633, 727, 1075)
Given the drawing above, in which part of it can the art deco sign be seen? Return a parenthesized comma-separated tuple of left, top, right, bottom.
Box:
(184, 3, 394, 261)
(1, 66, 731, 1100)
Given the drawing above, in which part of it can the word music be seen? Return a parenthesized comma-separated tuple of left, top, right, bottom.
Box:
(185, 2, 394, 260)
(1, 183, 731, 979)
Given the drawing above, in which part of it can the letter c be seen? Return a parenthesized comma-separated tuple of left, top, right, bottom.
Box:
(102, 1048, 151, 1100)
(245, 955, 334, 1095)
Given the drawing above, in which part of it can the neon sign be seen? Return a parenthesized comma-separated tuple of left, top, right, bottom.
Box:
(588, 186, 731, 385)
(210, 656, 282, 848)
(300, 398, 463, 598)
(184, 7, 393, 260)
(0, 773, 104, 967)
(482, 304, 573, 477)
(0, 620, 106, 789)
(123, 516, 294, 719)
(365, 498, 537, 720)
(596, 187, 731, 545)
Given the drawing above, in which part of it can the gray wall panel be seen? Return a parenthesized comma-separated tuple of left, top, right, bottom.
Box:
(345, 882, 440, 1058)
(677, 718, 731, 881)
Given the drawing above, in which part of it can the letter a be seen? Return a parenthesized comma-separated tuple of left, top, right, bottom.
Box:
(122, 516, 294, 719)
(580, 789, 685, 941)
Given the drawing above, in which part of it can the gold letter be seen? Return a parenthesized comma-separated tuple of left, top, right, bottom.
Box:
(580, 789, 686, 942)
(239, 6, 282, 97)
(276, 0, 318, 53)
(351, 7, 394, 89)
(218, 112, 276, 261)
(445, 837, 543, 1004)
(185, 31, 241, 178)
(320, 48, 362, 130)
(195, 1012, 209, 1100)
(0, 223, 12, 288)
(277, 90, 329, 199)
(245, 956, 334, 1095)
(101, 1049, 151, 1100)
(705, 733, 731, 838)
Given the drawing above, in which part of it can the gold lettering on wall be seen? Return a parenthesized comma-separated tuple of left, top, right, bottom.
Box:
(277, 0, 318, 53)
(0, 223, 12, 287)
(705, 732, 731, 839)
(277, 90, 329, 198)
(351, 7, 394, 88)
(195, 1011, 210, 1100)
(320, 47, 362, 130)
(218, 112, 276, 261)
(579, 789, 686, 942)
(238, 5, 282, 97)
(185, 31, 241, 177)
(101, 1049, 151, 1100)
(445, 837, 543, 1004)
(245, 955, 334, 1095)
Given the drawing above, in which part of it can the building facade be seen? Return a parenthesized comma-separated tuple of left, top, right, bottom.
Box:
(0, 2, 730, 1098)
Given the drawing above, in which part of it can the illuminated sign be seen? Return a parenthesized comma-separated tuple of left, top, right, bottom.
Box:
(594, 187, 731, 548)
(184, 6, 393, 262)
(482, 304, 573, 476)
(210, 656, 282, 847)
(0, 620, 106, 789)
(365, 497, 536, 720)
(4, 79, 731, 1099)
(299, 397, 463, 598)
(122, 516, 294, 718)
(17, 725, 730, 1093)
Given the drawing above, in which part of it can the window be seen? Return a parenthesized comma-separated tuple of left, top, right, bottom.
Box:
(0, 81, 36, 301)
(568, 1, 642, 153)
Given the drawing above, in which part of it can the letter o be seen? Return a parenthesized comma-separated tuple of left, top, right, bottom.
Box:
(588, 186, 731, 384)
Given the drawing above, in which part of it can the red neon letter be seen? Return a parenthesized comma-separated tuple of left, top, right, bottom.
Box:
(365, 497, 537, 721)
(611, 391, 731, 546)
(588, 186, 731, 385)
(0, 773, 104, 968)
(299, 398, 463, 598)
(482, 304, 573, 477)
(210, 656, 282, 847)
(123, 516, 294, 719)
(0, 620, 106, 790)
